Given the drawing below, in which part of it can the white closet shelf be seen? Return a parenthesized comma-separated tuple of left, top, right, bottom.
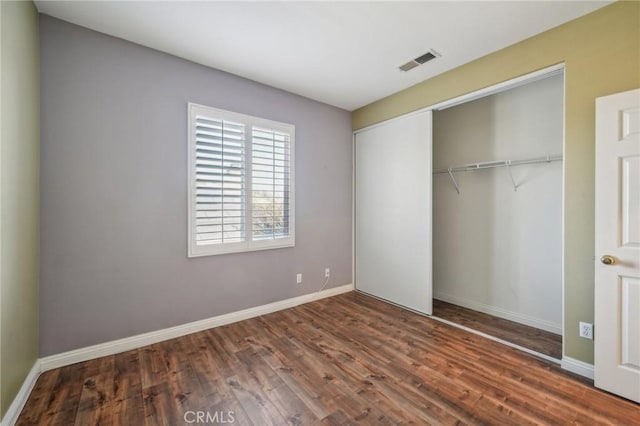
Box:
(433, 154, 563, 193)
(433, 154, 563, 174)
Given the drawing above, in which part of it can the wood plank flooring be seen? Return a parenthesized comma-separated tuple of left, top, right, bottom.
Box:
(432, 299, 563, 359)
(17, 292, 639, 425)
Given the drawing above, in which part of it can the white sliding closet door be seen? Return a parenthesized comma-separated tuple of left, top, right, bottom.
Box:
(355, 111, 432, 314)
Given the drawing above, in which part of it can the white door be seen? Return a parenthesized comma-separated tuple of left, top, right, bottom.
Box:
(594, 88, 640, 403)
(355, 111, 432, 315)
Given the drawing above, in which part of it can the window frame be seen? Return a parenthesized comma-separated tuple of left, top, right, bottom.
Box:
(187, 103, 295, 257)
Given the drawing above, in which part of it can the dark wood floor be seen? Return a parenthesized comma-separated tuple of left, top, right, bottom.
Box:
(432, 299, 563, 360)
(18, 292, 639, 425)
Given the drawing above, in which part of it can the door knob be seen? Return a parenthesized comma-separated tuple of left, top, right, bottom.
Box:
(600, 255, 616, 265)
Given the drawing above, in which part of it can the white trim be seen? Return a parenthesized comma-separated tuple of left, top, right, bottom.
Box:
(353, 63, 565, 134)
(430, 315, 561, 365)
(434, 292, 562, 335)
(351, 133, 356, 293)
(40, 283, 353, 372)
(561, 356, 594, 380)
(560, 69, 567, 360)
(0, 3, 3, 420)
(432, 64, 564, 111)
(1, 361, 40, 426)
(187, 102, 296, 258)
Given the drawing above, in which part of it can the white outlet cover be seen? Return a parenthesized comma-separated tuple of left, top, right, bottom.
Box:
(579, 321, 593, 339)
(296, 273, 302, 284)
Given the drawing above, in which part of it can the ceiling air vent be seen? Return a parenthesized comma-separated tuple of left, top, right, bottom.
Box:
(399, 49, 440, 72)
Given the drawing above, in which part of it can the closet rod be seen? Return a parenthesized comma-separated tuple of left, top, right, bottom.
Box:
(432, 155, 563, 175)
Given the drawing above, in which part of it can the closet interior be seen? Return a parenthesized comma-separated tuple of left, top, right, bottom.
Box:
(431, 72, 564, 359)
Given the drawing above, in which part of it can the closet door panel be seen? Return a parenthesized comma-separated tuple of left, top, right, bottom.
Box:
(355, 111, 432, 315)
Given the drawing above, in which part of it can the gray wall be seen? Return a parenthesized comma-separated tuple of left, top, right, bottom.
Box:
(433, 75, 563, 333)
(1, 1, 40, 418)
(40, 16, 352, 356)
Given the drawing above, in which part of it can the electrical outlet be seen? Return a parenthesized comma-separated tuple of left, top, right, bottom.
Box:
(296, 273, 302, 284)
(324, 268, 330, 278)
(579, 322, 593, 339)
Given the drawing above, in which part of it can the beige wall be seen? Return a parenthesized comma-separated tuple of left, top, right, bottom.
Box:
(353, 1, 640, 364)
(0, 0, 40, 419)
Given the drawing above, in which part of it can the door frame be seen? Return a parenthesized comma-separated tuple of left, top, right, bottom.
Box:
(352, 62, 566, 360)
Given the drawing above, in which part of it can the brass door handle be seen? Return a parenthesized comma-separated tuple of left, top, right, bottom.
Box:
(600, 255, 616, 265)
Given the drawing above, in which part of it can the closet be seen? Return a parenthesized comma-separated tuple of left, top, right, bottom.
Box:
(432, 73, 564, 357)
(354, 67, 564, 358)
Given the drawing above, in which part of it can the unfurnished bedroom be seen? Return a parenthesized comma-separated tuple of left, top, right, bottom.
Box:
(1, 1, 639, 425)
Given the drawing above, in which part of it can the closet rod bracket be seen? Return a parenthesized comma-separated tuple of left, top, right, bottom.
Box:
(447, 168, 460, 194)
(505, 161, 519, 192)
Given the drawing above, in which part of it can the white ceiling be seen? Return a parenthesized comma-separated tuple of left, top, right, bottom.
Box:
(35, 1, 610, 111)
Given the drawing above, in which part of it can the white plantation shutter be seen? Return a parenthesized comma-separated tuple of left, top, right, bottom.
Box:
(252, 127, 291, 240)
(193, 116, 245, 245)
(188, 103, 295, 257)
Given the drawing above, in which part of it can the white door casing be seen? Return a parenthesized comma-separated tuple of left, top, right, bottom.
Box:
(594, 88, 640, 403)
(354, 111, 432, 315)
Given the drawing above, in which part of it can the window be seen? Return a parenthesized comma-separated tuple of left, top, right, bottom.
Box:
(188, 103, 295, 257)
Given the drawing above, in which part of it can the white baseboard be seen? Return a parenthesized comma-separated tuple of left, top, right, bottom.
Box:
(434, 292, 562, 335)
(1, 360, 41, 426)
(561, 356, 594, 380)
(40, 283, 354, 372)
